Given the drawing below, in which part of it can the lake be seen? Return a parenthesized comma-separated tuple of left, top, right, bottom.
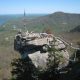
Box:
(0, 14, 46, 26)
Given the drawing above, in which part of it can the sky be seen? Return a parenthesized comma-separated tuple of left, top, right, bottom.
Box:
(0, 0, 80, 14)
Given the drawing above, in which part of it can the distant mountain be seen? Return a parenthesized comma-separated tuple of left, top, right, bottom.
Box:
(1, 12, 80, 33)
(34, 12, 80, 33)
(70, 25, 80, 32)
(16, 12, 80, 32)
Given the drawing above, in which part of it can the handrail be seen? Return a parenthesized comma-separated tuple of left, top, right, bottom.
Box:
(55, 37, 80, 50)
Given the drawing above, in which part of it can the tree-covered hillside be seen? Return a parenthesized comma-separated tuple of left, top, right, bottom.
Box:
(70, 25, 80, 32)
(1, 12, 80, 33)
(0, 12, 80, 79)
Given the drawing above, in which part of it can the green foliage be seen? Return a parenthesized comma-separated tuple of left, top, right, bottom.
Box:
(11, 55, 60, 80)
(1, 12, 80, 34)
(47, 38, 59, 68)
(11, 57, 39, 80)
(0, 13, 80, 80)
(70, 25, 80, 32)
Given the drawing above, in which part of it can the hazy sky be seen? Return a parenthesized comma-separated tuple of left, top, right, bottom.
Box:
(0, 0, 80, 14)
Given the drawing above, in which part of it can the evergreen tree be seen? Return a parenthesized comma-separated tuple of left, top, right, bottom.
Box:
(11, 57, 39, 80)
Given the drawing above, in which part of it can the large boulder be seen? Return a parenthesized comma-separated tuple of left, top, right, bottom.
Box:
(24, 49, 69, 70)
(14, 31, 69, 70)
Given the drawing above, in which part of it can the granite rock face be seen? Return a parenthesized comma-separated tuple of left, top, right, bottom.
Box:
(14, 31, 69, 69)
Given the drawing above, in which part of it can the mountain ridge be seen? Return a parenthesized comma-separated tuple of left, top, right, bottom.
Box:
(70, 25, 80, 32)
(1, 12, 80, 33)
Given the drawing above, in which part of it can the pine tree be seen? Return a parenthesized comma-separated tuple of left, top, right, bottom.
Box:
(11, 57, 39, 80)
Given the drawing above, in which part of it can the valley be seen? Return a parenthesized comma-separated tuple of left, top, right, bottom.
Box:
(0, 12, 80, 79)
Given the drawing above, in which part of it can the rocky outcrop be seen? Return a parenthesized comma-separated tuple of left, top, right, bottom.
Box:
(28, 50, 69, 70)
(14, 31, 69, 70)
